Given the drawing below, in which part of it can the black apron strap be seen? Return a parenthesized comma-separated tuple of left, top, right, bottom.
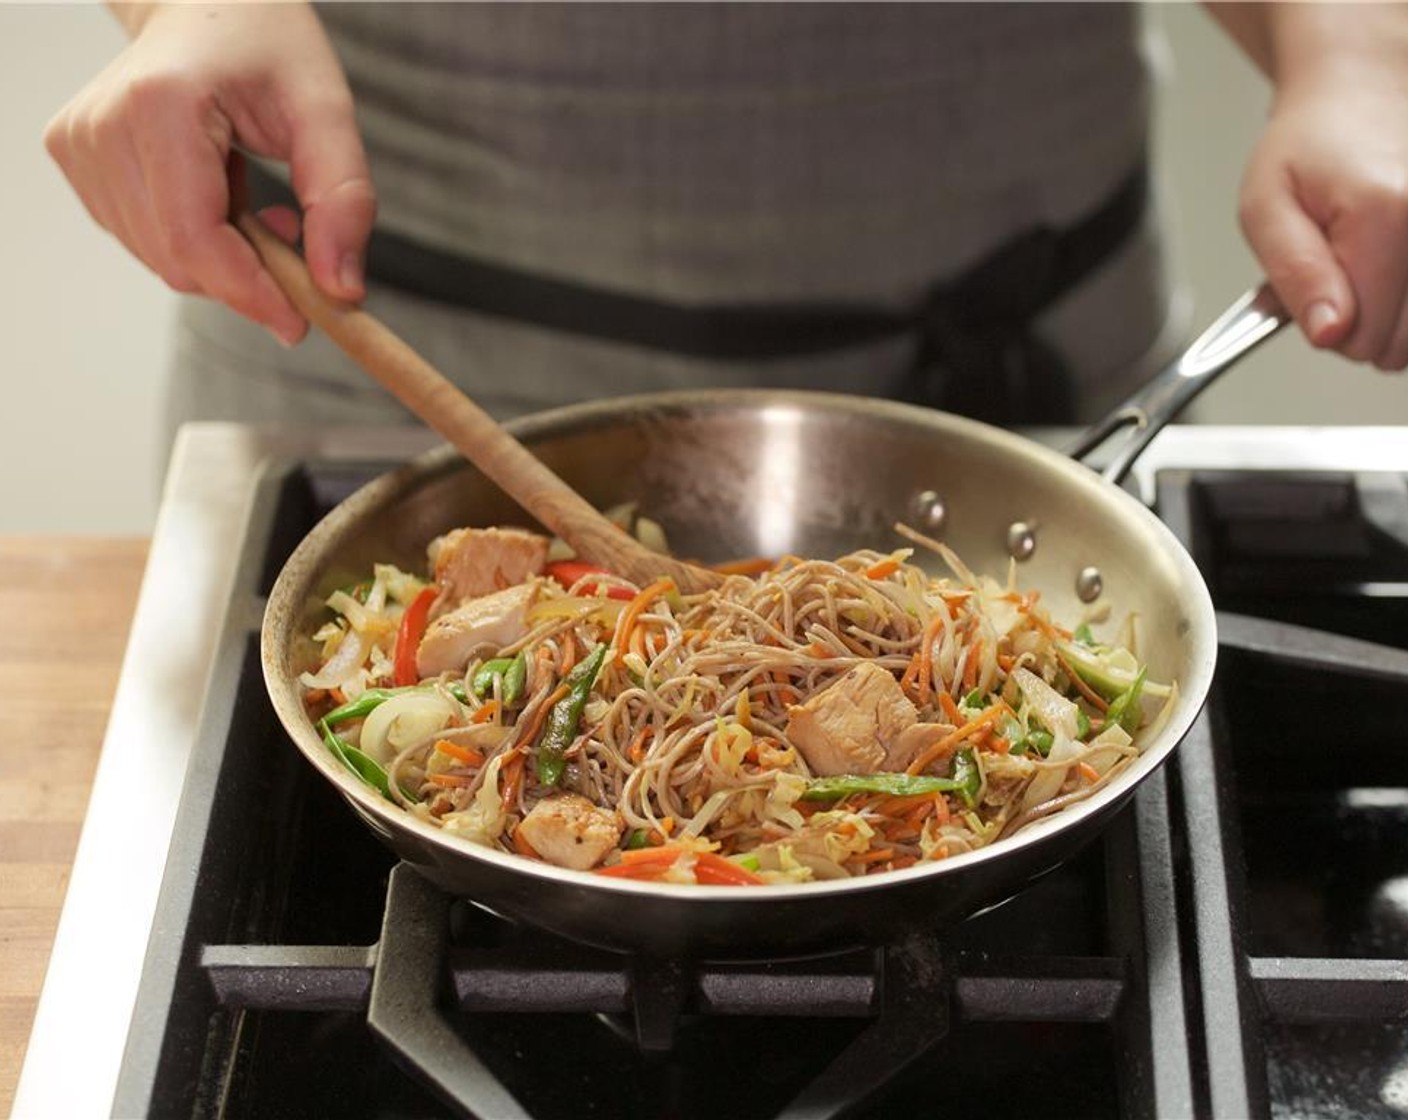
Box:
(245, 160, 1145, 423)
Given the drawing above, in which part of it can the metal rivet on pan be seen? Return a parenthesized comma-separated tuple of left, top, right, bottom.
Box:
(1076, 566, 1104, 603)
(1006, 520, 1037, 561)
(912, 490, 947, 532)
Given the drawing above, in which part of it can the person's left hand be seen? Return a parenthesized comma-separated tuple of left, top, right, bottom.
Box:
(1237, 13, 1408, 371)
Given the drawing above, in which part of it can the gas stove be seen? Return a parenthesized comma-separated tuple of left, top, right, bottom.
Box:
(15, 424, 1408, 1119)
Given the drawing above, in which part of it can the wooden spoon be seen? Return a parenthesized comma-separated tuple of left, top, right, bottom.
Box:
(237, 214, 721, 594)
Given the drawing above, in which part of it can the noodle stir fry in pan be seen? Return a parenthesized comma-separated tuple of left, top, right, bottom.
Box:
(300, 517, 1175, 886)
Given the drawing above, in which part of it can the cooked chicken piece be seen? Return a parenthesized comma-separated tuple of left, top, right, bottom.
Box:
(785, 662, 918, 777)
(416, 583, 537, 677)
(887, 721, 958, 771)
(518, 794, 622, 870)
(428, 527, 549, 605)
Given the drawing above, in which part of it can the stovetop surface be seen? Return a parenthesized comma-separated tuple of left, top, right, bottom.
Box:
(17, 425, 1408, 1120)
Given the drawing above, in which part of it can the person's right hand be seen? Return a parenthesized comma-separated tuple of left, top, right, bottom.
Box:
(44, 2, 375, 345)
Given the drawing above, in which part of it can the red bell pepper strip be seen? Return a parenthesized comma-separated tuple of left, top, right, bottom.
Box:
(543, 560, 636, 601)
(392, 587, 437, 686)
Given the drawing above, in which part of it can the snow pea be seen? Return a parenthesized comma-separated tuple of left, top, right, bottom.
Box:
(535, 644, 608, 787)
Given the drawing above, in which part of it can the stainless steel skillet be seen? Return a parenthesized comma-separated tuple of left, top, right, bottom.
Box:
(261, 286, 1286, 958)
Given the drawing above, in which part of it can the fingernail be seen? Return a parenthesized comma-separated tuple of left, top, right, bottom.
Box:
(339, 252, 363, 296)
(267, 323, 302, 349)
(1304, 300, 1339, 344)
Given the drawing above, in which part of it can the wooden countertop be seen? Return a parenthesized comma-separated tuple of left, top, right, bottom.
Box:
(0, 537, 148, 1119)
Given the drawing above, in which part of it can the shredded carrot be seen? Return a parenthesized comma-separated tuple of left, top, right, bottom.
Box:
(997, 652, 1016, 673)
(626, 725, 654, 764)
(906, 703, 1006, 775)
(962, 641, 982, 693)
(630, 625, 648, 661)
(602, 846, 765, 886)
(328, 687, 347, 705)
(515, 682, 571, 752)
(916, 612, 946, 707)
(1054, 651, 1111, 712)
(990, 735, 1011, 756)
(900, 654, 921, 698)
(470, 701, 499, 725)
(878, 793, 939, 816)
(938, 691, 962, 723)
(1078, 761, 1101, 784)
(560, 630, 578, 675)
(865, 557, 901, 580)
(620, 846, 679, 867)
(803, 641, 834, 659)
(933, 793, 951, 825)
(427, 772, 476, 788)
(433, 739, 485, 766)
(692, 852, 764, 886)
(595, 862, 670, 881)
(890, 855, 919, 870)
(712, 556, 776, 577)
(1016, 597, 1071, 641)
(658, 816, 676, 836)
(615, 577, 676, 666)
(499, 751, 526, 809)
(903, 800, 937, 827)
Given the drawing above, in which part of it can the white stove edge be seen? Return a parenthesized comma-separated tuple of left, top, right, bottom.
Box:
(13, 422, 1408, 1119)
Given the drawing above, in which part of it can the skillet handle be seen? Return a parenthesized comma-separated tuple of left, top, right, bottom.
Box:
(1068, 284, 1290, 485)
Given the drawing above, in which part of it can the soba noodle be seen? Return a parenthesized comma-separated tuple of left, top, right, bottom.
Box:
(301, 525, 1174, 886)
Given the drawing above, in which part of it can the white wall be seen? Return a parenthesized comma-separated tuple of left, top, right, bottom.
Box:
(3, 4, 1405, 534)
(3, 4, 173, 534)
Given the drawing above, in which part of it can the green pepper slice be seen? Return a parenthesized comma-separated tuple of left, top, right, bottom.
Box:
(471, 650, 528, 705)
(950, 747, 982, 809)
(1103, 666, 1148, 734)
(802, 755, 982, 803)
(535, 644, 608, 787)
(320, 719, 390, 796)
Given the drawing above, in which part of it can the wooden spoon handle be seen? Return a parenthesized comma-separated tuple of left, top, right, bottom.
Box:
(237, 214, 718, 592)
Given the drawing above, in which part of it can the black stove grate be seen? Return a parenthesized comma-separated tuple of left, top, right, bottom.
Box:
(1160, 470, 1408, 1120)
(111, 460, 1408, 1119)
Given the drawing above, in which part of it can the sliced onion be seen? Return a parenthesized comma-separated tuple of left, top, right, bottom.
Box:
(327, 589, 374, 634)
(682, 790, 735, 838)
(360, 692, 457, 765)
(299, 629, 367, 691)
(1013, 666, 1079, 740)
(1021, 734, 1081, 811)
(1085, 723, 1133, 776)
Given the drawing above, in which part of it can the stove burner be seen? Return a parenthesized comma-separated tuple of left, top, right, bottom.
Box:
(106, 461, 1408, 1119)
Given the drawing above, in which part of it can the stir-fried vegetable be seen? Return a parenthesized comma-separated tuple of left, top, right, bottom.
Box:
(323, 681, 469, 726)
(393, 587, 438, 686)
(300, 521, 1175, 886)
(321, 719, 397, 799)
(470, 650, 528, 706)
(802, 759, 979, 803)
(535, 644, 608, 786)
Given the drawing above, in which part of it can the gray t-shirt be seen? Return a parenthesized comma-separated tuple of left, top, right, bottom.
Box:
(166, 2, 1175, 438)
